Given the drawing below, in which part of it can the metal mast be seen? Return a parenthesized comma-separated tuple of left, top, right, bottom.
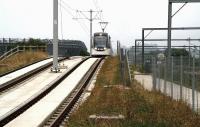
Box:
(52, 0, 59, 72)
(167, 2, 172, 65)
(74, 9, 102, 55)
(90, 9, 93, 55)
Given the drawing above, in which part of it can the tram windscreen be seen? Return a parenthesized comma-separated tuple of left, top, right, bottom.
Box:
(94, 36, 107, 47)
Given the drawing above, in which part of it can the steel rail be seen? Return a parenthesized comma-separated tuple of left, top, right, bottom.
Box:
(45, 57, 103, 127)
(0, 57, 90, 126)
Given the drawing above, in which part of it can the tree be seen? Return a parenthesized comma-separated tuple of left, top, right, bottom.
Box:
(27, 38, 45, 46)
(164, 48, 189, 57)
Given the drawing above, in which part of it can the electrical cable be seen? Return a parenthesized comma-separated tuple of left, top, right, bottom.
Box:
(77, 12, 90, 34)
(59, 2, 89, 36)
(59, 2, 75, 18)
(91, 0, 103, 21)
(61, 0, 76, 11)
(59, 0, 103, 36)
(93, 11, 101, 20)
(79, 11, 90, 20)
(92, 0, 100, 11)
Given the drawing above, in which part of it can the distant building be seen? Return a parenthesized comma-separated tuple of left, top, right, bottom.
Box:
(0, 38, 88, 56)
(45, 39, 87, 57)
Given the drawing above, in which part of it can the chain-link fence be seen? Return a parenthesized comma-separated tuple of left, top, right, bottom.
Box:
(152, 56, 200, 112)
(127, 46, 163, 73)
(127, 45, 200, 112)
(119, 48, 132, 86)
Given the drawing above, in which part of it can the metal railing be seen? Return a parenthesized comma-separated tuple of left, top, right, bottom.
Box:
(119, 49, 131, 86)
(0, 46, 46, 61)
(126, 50, 132, 83)
(0, 46, 21, 61)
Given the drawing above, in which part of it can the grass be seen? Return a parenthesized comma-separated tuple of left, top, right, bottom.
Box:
(0, 51, 48, 75)
(67, 56, 200, 127)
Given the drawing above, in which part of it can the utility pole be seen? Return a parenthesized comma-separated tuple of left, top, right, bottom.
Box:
(74, 9, 102, 55)
(90, 9, 93, 55)
(51, 0, 59, 72)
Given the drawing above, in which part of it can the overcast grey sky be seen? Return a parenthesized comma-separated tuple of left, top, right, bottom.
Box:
(0, 0, 200, 50)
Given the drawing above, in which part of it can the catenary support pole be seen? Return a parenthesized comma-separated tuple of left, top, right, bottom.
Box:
(52, 0, 59, 72)
(74, 9, 101, 56)
(142, 30, 144, 71)
(168, 2, 172, 62)
(90, 9, 93, 56)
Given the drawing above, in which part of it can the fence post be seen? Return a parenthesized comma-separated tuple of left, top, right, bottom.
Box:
(127, 51, 132, 84)
(164, 57, 167, 95)
(158, 62, 161, 91)
(171, 56, 174, 98)
(197, 90, 199, 113)
(120, 49, 125, 86)
(180, 56, 183, 100)
(152, 57, 156, 91)
(5, 45, 8, 53)
(192, 56, 195, 111)
(16, 46, 18, 53)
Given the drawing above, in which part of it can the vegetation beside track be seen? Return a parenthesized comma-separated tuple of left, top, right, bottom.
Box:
(0, 51, 48, 75)
(67, 56, 200, 127)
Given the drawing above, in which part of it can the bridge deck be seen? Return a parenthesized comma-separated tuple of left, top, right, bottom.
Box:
(5, 58, 98, 127)
(0, 58, 83, 120)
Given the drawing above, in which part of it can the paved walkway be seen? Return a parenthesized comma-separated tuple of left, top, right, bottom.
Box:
(134, 72, 200, 111)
